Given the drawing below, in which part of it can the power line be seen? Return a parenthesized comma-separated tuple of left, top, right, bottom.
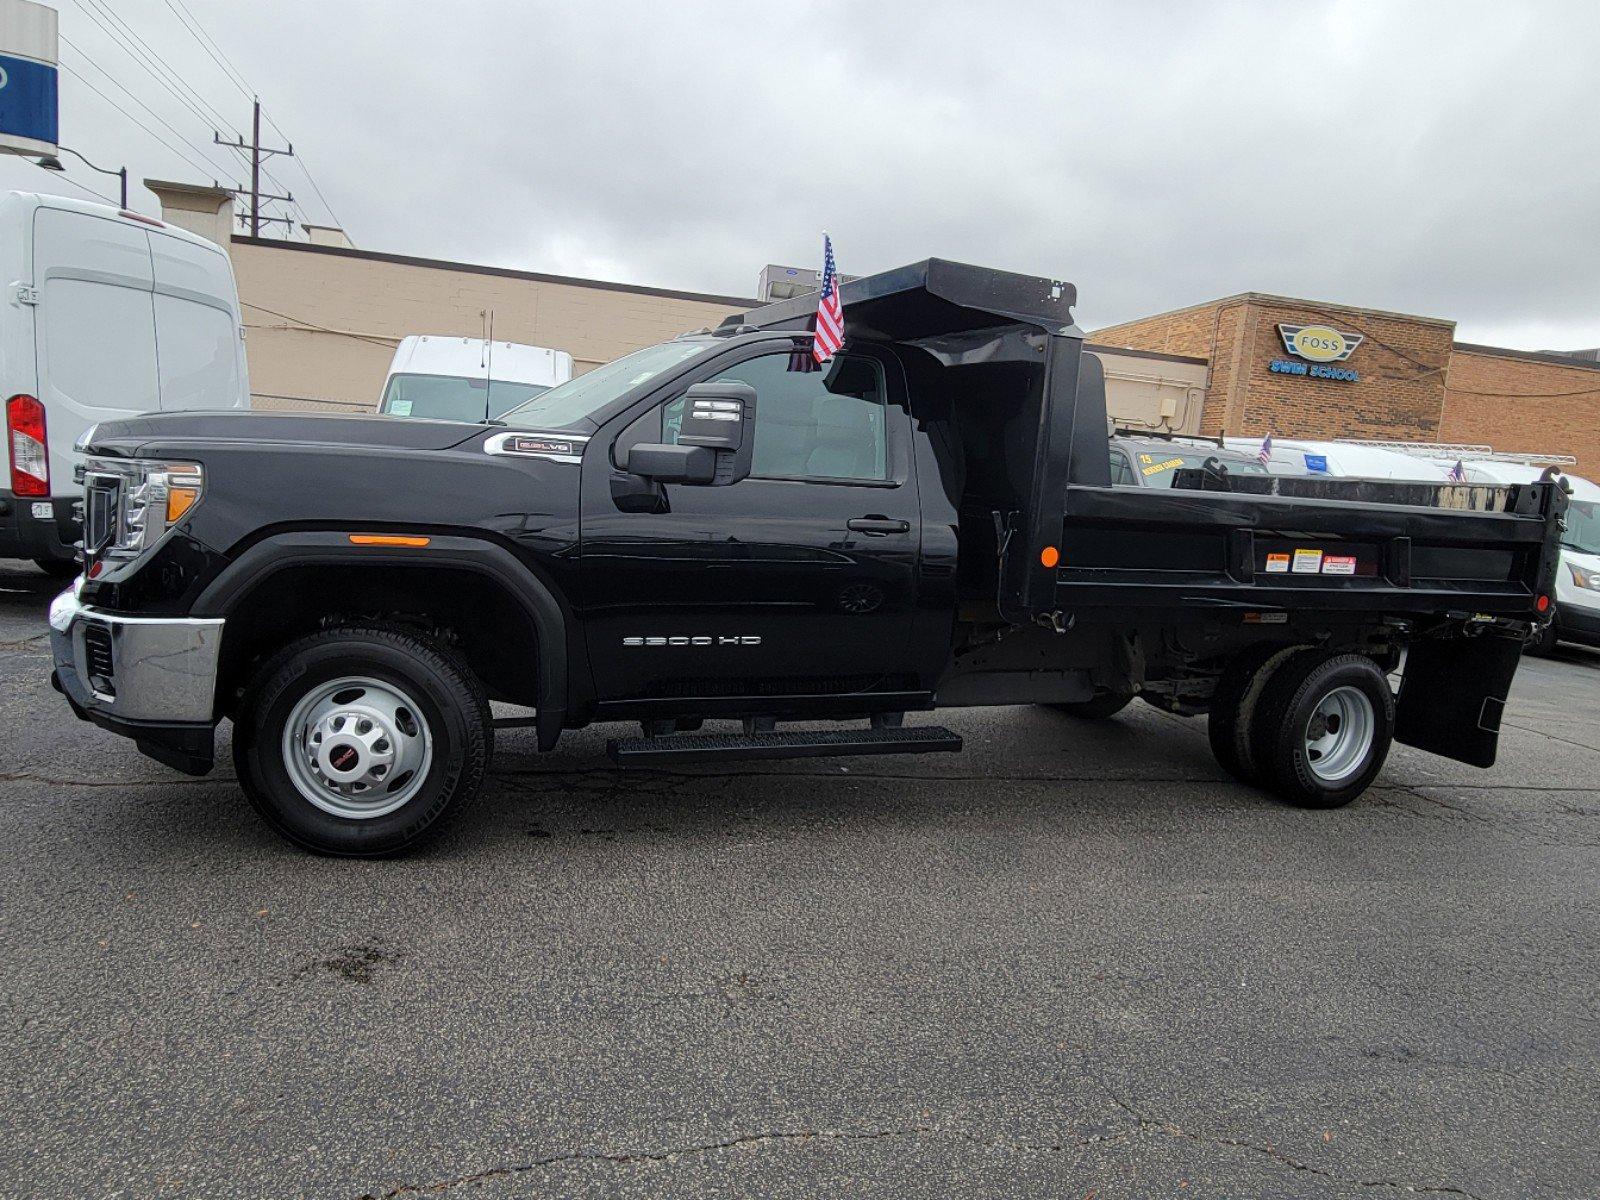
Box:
(146, 0, 348, 232)
(60, 37, 237, 181)
(160, 0, 254, 104)
(58, 59, 225, 183)
(71, 0, 235, 136)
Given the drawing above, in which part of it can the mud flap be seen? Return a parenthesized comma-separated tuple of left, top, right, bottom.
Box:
(1394, 629, 1524, 768)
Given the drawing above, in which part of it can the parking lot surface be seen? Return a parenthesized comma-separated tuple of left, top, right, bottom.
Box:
(2, 560, 1597, 1199)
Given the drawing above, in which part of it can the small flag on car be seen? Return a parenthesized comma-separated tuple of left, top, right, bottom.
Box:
(1448, 459, 1466, 482)
(1257, 432, 1273, 467)
(812, 233, 845, 364)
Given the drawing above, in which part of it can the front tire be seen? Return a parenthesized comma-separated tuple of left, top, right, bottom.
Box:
(233, 626, 492, 856)
(1250, 651, 1394, 809)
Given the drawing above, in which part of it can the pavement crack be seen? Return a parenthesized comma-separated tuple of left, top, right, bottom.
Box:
(0, 770, 235, 788)
(359, 1123, 1124, 1197)
(1086, 1066, 1487, 1200)
(1499, 718, 1600, 756)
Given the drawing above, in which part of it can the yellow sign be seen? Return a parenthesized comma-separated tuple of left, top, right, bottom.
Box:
(1277, 323, 1363, 363)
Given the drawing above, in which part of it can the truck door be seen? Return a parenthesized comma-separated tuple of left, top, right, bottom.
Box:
(580, 346, 923, 705)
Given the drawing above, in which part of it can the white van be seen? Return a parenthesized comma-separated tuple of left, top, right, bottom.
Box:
(1, 191, 249, 575)
(1224, 436, 1454, 480)
(1455, 460, 1600, 654)
(378, 334, 574, 423)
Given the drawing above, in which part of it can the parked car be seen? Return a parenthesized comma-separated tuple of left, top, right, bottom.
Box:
(378, 334, 574, 423)
(49, 258, 1564, 856)
(1110, 434, 1272, 487)
(0, 191, 249, 576)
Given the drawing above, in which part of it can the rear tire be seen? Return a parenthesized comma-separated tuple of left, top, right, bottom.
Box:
(1042, 689, 1135, 719)
(233, 625, 492, 857)
(1206, 645, 1302, 785)
(1250, 651, 1394, 809)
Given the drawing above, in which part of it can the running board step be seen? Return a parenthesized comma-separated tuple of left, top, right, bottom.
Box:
(607, 725, 963, 765)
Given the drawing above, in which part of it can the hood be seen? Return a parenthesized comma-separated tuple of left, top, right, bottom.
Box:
(81, 409, 485, 458)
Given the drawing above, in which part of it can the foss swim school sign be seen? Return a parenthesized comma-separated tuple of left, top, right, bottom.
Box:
(1270, 323, 1363, 382)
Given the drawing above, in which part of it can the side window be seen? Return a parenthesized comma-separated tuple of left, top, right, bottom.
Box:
(1108, 449, 1135, 486)
(663, 352, 889, 481)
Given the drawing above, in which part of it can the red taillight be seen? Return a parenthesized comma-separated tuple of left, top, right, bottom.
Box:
(1536, 594, 1551, 613)
(6, 394, 47, 497)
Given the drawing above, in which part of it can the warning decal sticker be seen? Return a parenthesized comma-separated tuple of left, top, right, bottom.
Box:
(1292, 548, 1323, 574)
(1265, 553, 1291, 573)
(1322, 555, 1357, 576)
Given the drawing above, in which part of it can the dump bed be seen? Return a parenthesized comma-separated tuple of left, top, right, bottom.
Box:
(1053, 470, 1565, 620)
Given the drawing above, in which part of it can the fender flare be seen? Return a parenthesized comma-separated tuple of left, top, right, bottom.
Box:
(193, 531, 569, 750)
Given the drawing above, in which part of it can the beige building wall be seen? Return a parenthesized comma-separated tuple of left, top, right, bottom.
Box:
(1087, 345, 1209, 435)
(226, 238, 754, 412)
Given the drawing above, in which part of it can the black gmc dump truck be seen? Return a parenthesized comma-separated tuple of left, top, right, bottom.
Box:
(49, 259, 1566, 856)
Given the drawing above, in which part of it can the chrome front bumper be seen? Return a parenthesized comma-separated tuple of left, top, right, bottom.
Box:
(49, 583, 225, 724)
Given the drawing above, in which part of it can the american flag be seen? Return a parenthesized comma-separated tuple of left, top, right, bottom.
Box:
(812, 234, 844, 363)
(1447, 459, 1467, 482)
(1257, 432, 1273, 467)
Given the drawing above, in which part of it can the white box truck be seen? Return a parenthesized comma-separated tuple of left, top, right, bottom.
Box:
(1, 191, 249, 575)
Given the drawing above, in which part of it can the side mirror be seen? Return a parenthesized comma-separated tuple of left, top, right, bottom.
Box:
(624, 443, 716, 484)
(678, 381, 757, 485)
(625, 380, 757, 486)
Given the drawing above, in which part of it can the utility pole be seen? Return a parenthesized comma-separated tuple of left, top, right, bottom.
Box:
(214, 98, 295, 238)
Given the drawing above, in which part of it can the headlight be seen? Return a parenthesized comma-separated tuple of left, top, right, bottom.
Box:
(1567, 562, 1600, 590)
(82, 458, 204, 563)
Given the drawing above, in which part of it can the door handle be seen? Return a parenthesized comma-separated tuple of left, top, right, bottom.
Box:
(847, 517, 910, 535)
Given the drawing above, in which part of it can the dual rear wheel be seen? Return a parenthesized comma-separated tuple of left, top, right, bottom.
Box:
(1208, 648, 1394, 808)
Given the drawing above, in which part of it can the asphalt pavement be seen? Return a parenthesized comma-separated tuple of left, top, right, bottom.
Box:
(1, 560, 1597, 1200)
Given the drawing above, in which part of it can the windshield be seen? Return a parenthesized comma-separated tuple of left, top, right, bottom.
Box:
(381, 374, 550, 422)
(1563, 499, 1600, 556)
(499, 340, 714, 429)
(1131, 448, 1269, 487)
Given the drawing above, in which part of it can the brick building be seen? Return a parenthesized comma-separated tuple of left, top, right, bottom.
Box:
(1093, 293, 1600, 470)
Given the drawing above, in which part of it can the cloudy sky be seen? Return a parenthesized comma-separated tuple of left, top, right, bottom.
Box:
(1, 0, 1594, 348)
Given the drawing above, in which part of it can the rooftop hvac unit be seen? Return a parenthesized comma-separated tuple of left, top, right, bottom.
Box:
(758, 263, 859, 303)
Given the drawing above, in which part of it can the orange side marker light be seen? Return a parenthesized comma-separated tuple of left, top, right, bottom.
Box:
(1040, 545, 1061, 568)
(348, 534, 431, 548)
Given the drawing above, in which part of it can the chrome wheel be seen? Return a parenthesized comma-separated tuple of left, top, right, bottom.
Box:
(1303, 685, 1375, 783)
(281, 676, 433, 819)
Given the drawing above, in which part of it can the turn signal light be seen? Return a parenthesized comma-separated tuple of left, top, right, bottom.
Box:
(166, 486, 200, 523)
(1040, 545, 1061, 568)
(348, 534, 431, 548)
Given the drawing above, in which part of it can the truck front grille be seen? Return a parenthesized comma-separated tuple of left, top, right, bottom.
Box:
(83, 621, 115, 696)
